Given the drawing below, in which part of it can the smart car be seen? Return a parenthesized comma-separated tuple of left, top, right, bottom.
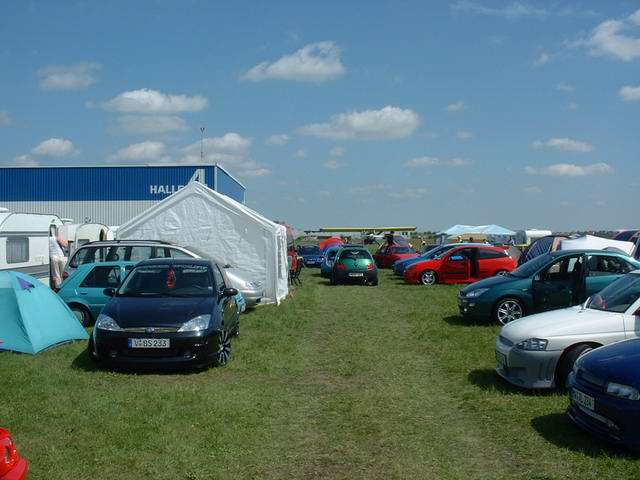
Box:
(0, 428, 28, 480)
(496, 270, 640, 389)
(404, 245, 515, 286)
(89, 258, 239, 369)
(331, 247, 378, 286)
(568, 337, 640, 448)
(459, 250, 640, 324)
(58, 261, 137, 326)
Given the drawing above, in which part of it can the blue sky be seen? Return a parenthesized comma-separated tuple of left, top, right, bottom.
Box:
(1, 1, 639, 231)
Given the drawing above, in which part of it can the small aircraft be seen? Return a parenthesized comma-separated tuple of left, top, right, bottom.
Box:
(314, 226, 417, 244)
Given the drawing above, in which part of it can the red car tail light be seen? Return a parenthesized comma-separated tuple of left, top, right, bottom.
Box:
(337, 263, 347, 270)
(367, 263, 375, 270)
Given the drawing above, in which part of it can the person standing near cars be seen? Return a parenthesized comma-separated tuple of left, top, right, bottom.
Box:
(49, 226, 68, 289)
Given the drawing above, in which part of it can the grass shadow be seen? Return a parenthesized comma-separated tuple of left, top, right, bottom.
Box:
(531, 413, 637, 458)
(444, 315, 493, 328)
(467, 369, 558, 397)
(71, 349, 206, 376)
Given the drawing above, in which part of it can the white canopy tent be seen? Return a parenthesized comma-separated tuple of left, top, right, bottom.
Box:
(116, 182, 289, 304)
(437, 224, 516, 245)
(560, 235, 635, 256)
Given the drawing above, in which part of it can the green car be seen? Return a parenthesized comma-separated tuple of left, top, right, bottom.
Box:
(58, 261, 137, 326)
(331, 246, 378, 286)
(458, 250, 640, 325)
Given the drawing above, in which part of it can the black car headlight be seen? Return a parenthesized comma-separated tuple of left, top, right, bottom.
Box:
(606, 382, 640, 401)
(178, 314, 212, 332)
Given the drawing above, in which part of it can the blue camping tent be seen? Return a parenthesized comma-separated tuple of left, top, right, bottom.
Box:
(0, 271, 89, 354)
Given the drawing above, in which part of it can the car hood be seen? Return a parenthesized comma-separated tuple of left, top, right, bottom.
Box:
(578, 339, 640, 388)
(500, 306, 622, 346)
(462, 274, 517, 293)
(104, 296, 216, 328)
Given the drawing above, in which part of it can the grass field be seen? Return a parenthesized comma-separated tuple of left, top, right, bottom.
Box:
(1, 268, 639, 479)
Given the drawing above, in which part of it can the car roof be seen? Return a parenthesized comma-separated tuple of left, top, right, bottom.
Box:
(136, 258, 213, 267)
(75, 240, 179, 247)
(548, 249, 632, 257)
(77, 261, 138, 269)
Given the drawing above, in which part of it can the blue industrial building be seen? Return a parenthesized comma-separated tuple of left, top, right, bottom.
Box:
(0, 164, 245, 226)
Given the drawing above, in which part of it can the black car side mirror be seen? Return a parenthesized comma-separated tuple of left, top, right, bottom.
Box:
(223, 287, 239, 298)
(103, 287, 116, 297)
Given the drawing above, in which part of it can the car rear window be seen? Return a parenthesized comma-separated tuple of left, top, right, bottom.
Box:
(339, 249, 372, 261)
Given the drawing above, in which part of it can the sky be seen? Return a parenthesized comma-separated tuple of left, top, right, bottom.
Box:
(1, 0, 639, 232)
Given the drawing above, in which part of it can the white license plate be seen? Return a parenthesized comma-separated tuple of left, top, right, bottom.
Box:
(495, 350, 507, 368)
(128, 338, 170, 349)
(349, 273, 364, 277)
(572, 388, 595, 411)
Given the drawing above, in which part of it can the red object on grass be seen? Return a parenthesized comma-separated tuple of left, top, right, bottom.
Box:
(0, 428, 28, 480)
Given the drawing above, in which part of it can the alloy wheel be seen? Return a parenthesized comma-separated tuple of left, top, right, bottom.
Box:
(421, 270, 436, 286)
(215, 331, 232, 366)
(496, 300, 523, 325)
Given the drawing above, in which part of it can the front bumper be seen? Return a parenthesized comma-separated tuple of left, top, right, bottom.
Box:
(567, 373, 640, 447)
(94, 329, 218, 369)
(458, 294, 493, 319)
(495, 336, 560, 389)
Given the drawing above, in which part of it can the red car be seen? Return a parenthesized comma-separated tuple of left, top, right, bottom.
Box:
(373, 244, 419, 268)
(0, 429, 28, 480)
(404, 245, 516, 285)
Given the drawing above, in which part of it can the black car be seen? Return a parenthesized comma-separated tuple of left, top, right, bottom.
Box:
(89, 258, 239, 369)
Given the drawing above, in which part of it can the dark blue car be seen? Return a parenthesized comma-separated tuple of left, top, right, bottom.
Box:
(568, 336, 640, 448)
(89, 258, 239, 369)
(297, 245, 324, 267)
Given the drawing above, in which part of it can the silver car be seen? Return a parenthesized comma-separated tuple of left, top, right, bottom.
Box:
(221, 266, 263, 307)
(495, 271, 640, 389)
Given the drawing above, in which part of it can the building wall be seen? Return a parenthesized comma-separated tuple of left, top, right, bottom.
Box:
(0, 164, 245, 226)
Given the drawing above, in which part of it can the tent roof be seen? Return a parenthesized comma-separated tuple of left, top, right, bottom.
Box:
(560, 235, 635, 256)
(438, 224, 516, 236)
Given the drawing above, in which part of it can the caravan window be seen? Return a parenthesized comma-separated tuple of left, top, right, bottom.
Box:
(6, 237, 29, 264)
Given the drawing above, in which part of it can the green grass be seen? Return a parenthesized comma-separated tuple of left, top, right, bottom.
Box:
(1, 269, 640, 479)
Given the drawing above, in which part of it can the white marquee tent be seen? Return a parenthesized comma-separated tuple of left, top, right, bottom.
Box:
(116, 182, 289, 304)
(560, 235, 635, 256)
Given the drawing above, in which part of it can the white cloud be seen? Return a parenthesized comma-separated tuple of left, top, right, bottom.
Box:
(179, 132, 270, 177)
(293, 149, 306, 158)
(117, 115, 188, 134)
(406, 156, 470, 168)
(451, 1, 547, 18)
(32, 138, 78, 157)
(266, 134, 290, 145)
(455, 131, 474, 140)
(389, 188, 427, 200)
(446, 101, 465, 112)
(37, 63, 100, 90)
(329, 146, 345, 157)
(0, 111, 12, 125)
(523, 185, 542, 194)
(531, 137, 594, 153)
(619, 85, 640, 101)
(534, 51, 554, 66)
(581, 9, 640, 62)
(324, 159, 341, 169)
(13, 154, 38, 166)
(525, 163, 613, 176)
(102, 88, 208, 113)
(556, 82, 576, 92)
(109, 141, 166, 163)
(242, 41, 345, 82)
(298, 106, 419, 140)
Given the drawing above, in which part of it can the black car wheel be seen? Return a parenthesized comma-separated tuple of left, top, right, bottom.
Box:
(494, 298, 524, 325)
(330, 274, 338, 286)
(71, 305, 92, 327)
(368, 277, 378, 286)
(556, 344, 593, 389)
(213, 330, 232, 367)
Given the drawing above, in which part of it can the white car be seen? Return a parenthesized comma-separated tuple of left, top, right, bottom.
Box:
(495, 270, 640, 389)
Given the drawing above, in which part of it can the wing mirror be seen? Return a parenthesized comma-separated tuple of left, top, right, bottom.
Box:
(223, 287, 239, 298)
(103, 288, 116, 297)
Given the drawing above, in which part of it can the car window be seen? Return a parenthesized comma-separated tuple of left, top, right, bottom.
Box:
(589, 274, 640, 313)
(151, 247, 172, 259)
(539, 255, 583, 281)
(587, 255, 634, 276)
(119, 264, 214, 297)
(80, 265, 121, 288)
(478, 249, 507, 260)
(510, 253, 553, 278)
(391, 247, 414, 254)
(169, 248, 193, 259)
(212, 265, 226, 291)
(339, 249, 372, 261)
(129, 246, 154, 262)
(69, 246, 105, 267)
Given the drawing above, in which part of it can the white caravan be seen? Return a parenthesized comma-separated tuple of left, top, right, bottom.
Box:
(0, 208, 64, 284)
(58, 222, 114, 257)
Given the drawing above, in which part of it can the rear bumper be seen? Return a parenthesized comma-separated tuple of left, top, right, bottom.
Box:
(1, 458, 29, 480)
(334, 270, 378, 283)
(240, 288, 263, 307)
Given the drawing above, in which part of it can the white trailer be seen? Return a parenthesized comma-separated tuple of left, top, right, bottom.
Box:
(58, 222, 114, 257)
(515, 229, 553, 246)
(0, 208, 63, 284)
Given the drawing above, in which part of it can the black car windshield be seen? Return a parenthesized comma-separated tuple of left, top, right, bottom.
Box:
(339, 249, 372, 261)
(118, 265, 214, 297)
(299, 246, 321, 254)
(588, 274, 640, 313)
(509, 253, 553, 278)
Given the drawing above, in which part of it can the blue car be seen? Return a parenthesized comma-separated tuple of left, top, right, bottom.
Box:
(58, 261, 137, 326)
(320, 246, 340, 278)
(568, 336, 640, 449)
(297, 245, 324, 267)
